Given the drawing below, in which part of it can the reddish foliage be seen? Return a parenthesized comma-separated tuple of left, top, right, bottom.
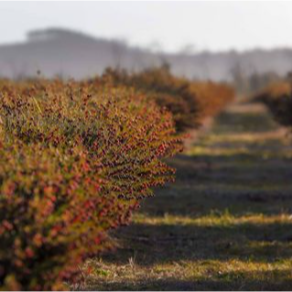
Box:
(0, 79, 182, 290)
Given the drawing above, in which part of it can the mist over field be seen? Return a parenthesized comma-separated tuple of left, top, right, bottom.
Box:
(0, 27, 292, 85)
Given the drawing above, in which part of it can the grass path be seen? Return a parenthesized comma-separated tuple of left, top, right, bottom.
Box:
(80, 100, 292, 290)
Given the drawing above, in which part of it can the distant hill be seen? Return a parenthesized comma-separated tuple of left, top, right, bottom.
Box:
(1, 28, 292, 82)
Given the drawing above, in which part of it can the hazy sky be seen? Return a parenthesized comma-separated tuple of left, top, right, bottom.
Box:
(1, 1, 292, 52)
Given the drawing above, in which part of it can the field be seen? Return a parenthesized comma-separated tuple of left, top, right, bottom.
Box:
(2, 3, 292, 291)
(1, 69, 292, 290)
(79, 100, 292, 291)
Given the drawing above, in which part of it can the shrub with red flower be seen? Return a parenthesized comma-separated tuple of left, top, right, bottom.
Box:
(0, 79, 182, 290)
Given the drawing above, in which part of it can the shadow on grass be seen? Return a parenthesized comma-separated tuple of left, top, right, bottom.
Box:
(153, 152, 292, 219)
(104, 220, 292, 267)
(167, 153, 292, 184)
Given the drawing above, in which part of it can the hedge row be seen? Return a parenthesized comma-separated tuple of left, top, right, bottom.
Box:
(0, 70, 234, 290)
(99, 67, 235, 132)
(254, 80, 292, 127)
(0, 80, 183, 290)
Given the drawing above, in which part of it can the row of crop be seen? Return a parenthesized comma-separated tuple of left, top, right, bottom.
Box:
(98, 66, 235, 132)
(0, 80, 183, 290)
(254, 80, 292, 127)
(0, 69, 234, 290)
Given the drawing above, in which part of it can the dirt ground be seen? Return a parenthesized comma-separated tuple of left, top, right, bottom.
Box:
(78, 100, 292, 291)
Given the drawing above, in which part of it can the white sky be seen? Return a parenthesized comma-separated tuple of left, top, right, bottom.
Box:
(1, 1, 292, 53)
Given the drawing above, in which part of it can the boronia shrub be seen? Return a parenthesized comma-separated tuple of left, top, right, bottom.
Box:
(0, 79, 183, 290)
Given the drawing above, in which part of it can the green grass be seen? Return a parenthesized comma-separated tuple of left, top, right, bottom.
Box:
(76, 102, 292, 291)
